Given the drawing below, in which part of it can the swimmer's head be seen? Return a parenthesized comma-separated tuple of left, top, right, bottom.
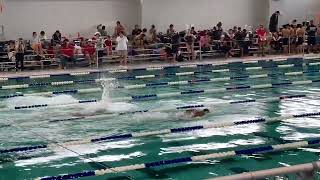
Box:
(203, 109, 210, 113)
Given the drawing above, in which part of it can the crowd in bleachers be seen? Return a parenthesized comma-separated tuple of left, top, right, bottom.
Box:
(1, 13, 320, 71)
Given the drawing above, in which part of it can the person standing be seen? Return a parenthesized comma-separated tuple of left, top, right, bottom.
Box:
(306, 20, 317, 53)
(15, 38, 25, 71)
(184, 30, 196, 60)
(269, 11, 280, 33)
(256, 24, 267, 56)
(116, 31, 128, 66)
(114, 21, 125, 37)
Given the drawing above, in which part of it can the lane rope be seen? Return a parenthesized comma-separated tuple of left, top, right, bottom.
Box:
(35, 138, 320, 180)
(2, 111, 320, 155)
(1, 56, 315, 82)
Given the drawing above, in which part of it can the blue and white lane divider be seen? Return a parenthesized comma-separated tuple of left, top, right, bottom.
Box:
(0, 78, 114, 90)
(3, 111, 320, 155)
(1, 78, 318, 111)
(35, 139, 320, 180)
(1, 67, 318, 97)
(2, 59, 320, 90)
(0, 56, 314, 82)
(102, 79, 320, 102)
(2, 93, 308, 113)
(11, 94, 309, 126)
(36, 138, 320, 180)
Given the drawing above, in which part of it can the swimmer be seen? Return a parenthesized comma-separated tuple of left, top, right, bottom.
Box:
(72, 108, 108, 117)
(184, 108, 210, 118)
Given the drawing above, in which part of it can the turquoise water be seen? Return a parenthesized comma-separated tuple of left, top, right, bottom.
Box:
(1, 59, 320, 180)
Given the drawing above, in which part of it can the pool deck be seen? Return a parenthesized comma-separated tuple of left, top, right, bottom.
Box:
(1, 54, 319, 78)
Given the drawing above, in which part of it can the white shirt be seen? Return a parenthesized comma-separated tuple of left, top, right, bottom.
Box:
(116, 36, 128, 51)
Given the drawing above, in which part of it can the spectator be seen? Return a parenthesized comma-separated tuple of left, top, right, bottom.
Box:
(116, 31, 128, 66)
(39, 31, 47, 48)
(291, 19, 297, 26)
(234, 27, 243, 48)
(100, 26, 108, 37)
(104, 35, 113, 56)
(7, 41, 15, 62)
(240, 29, 250, 56)
(52, 30, 62, 44)
(15, 38, 25, 71)
(148, 25, 157, 43)
(256, 24, 267, 56)
(211, 26, 221, 41)
(82, 40, 96, 65)
(221, 34, 233, 58)
(132, 25, 142, 37)
(167, 24, 175, 37)
(39, 31, 47, 41)
(114, 21, 125, 37)
(306, 20, 317, 53)
(94, 32, 105, 60)
(200, 31, 211, 52)
(31, 32, 43, 56)
(289, 24, 297, 53)
(282, 24, 291, 54)
(165, 32, 180, 62)
(190, 27, 197, 35)
(296, 24, 305, 54)
(270, 32, 282, 53)
(60, 39, 74, 69)
(269, 11, 280, 33)
(184, 29, 196, 61)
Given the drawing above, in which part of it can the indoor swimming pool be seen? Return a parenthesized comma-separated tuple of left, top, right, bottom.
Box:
(1, 57, 320, 180)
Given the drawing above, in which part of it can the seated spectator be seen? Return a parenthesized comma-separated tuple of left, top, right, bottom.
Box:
(200, 31, 211, 52)
(114, 21, 125, 37)
(211, 26, 222, 41)
(52, 30, 62, 44)
(184, 29, 196, 61)
(270, 32, 282, 52)
(60, 39, 74, 69)
(221, 34, 234, 58)
(82, 40, 96, 66)
(256, 24, 267, 56)
(134, 33, 146, 49)
(167, 24, 175, 37)
(116, 31, 128, 66)
(132, 25, 142, 37)
(104, 35, 113, 56)
(39, 31, 48, 49)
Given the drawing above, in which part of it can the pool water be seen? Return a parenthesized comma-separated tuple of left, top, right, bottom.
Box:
(1, 58, 320, 180)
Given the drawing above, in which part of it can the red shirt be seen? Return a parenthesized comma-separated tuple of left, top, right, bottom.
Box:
(61, 45, 74, 57)
(256, 28, 267, 41)
(83, 45, 95, 55)
(104, 39, 112, 47)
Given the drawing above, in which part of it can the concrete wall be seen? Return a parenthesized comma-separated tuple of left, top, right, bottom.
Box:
(0, 0, 141, 40)
(141, 0, 269, 32)
(269, 0, 320, 26)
